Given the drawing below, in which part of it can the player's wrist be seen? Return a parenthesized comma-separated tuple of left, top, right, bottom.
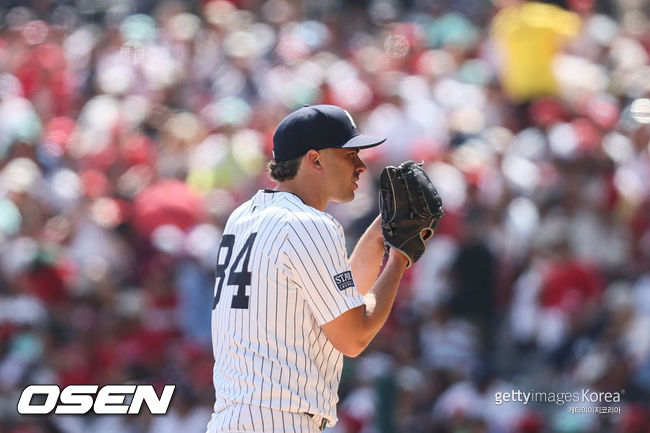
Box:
(388, 249, 409, 267)
(370, 216, 384, 244)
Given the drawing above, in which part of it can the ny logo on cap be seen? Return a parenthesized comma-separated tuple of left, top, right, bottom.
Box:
(343, 109, 357, 129)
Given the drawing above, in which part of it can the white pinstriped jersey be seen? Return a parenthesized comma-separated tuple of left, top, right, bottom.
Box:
(208, 190, 365, 429)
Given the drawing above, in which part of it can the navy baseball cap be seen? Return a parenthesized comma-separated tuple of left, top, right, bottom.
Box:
(272, 105, 386, 162)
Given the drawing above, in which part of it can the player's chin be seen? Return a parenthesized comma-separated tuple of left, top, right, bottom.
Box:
(333, 191, 356, 203)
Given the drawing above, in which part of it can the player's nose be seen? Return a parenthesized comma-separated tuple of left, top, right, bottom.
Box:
(354, 155, 367, 174)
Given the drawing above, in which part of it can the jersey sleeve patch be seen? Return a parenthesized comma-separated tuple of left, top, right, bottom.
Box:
(333, 271, 354, 291)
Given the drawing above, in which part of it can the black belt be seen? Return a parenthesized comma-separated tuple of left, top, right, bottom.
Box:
(305, 413, 327, 431)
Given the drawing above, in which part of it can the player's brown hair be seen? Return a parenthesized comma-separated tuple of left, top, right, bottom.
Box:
(268, 157, 301, 182)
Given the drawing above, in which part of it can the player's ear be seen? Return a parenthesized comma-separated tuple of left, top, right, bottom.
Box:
(305, 150, 324, 172)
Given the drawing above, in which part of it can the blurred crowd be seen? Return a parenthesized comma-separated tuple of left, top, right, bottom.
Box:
(1, 0, 650, 432)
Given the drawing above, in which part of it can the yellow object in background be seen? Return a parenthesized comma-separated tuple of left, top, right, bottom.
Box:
(491, 2, 581, 102)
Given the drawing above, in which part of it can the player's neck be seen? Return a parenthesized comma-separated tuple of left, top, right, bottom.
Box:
(275, 180, 328, 211)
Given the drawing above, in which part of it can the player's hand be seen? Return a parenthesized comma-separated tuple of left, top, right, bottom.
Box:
(379, 161, 444, 268)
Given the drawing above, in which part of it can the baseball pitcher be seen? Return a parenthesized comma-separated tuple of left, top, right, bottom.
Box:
(206, 105, 443, 432)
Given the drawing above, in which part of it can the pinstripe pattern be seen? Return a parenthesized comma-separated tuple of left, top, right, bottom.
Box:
(207, 403, 321, 432)
(207, 190, 365, 432)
